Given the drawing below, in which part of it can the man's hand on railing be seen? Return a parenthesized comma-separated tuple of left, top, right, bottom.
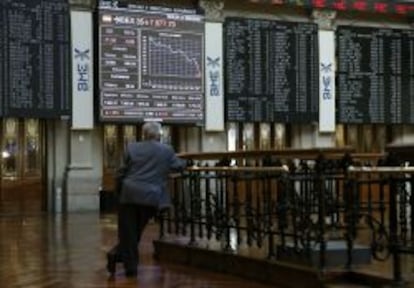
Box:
(186, 159, 194, 167)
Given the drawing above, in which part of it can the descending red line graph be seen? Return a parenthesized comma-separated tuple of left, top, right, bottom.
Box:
(149, 37, 202, 78)
(142, 31, 202, 79)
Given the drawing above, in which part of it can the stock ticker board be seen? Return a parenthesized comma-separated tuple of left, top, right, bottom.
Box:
(0, 0, 71, 118)
(99, 4, 204, 123)
(337, 26, 414, 124)
(247, 0, 414, 15)
(224, 17, 319, 123)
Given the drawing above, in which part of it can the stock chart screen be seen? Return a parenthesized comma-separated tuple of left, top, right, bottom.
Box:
(98, 4, 204, 123)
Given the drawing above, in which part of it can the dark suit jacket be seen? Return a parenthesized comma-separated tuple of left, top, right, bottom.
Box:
(117, 140, 186, 210)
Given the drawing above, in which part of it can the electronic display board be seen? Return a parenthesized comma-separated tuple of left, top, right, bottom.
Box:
(0, 0, 71, 118)
(98, 3, 204, 123)
(337, 26, 414, 124)
(225, 17, 319, 123)
(248, 0, 414, 15)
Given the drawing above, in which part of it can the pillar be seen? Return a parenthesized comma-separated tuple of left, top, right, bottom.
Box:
(311, 9, 337, 148)
(199, 0, 227, 153)
(65, 0, 102, 212)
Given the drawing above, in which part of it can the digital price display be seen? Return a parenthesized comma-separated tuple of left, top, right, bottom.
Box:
(225, 17, 319, 123)
(0, 0, 71, 118)
(98, 2, 204, 123)
(248, 0, 414, 15)
(337, 26, 414, 124)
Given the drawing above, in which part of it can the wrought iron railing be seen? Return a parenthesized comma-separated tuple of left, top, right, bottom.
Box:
(346, 166, 414, 285)
(160, 155, 414, 285)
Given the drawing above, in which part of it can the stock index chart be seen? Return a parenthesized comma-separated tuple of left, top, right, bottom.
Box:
(141, 30, 203, 90)
(99, 4, 204, 123)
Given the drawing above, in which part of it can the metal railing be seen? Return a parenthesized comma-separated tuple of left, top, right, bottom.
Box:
(346, 166, 414, 285)
(160, 158, 414, 285)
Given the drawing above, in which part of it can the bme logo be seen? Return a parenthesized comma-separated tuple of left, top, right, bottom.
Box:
(75, 49, 90, 60)
(321, 62, 332, 100)
(207, 57, 221, 97)
(207, 56, 220, 68)
(74, 48, 90, 92)
(320, 62, 332, 73)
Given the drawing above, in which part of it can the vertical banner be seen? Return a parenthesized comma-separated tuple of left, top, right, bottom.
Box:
(71, 11, 93, 129)
(319, 30, 335, 132)
(205, 22, 224, 131)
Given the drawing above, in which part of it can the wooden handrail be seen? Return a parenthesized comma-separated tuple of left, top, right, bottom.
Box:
(177, 147, 356, 160)
(348, 166, 414, 174)
(185, 166, 289, 172)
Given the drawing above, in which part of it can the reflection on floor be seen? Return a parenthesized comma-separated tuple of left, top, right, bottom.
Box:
(0, 213, 274, 288)
(3, 212, 414, 287)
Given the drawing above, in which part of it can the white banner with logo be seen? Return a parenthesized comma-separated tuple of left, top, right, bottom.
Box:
(205, 22, 224, 131)
(71, 11, 93, 129)
(318, 30, 335, 132)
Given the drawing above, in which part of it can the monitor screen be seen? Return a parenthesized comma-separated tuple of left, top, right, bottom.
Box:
(98, 3, 205, 123)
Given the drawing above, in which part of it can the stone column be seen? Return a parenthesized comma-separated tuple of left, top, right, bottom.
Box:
(199, 0, 227, 153)
(65, 130, 103, 212)
(311, 9, 337, 148)
(65, 0, 102, 212)
(47, 120, 70, 213)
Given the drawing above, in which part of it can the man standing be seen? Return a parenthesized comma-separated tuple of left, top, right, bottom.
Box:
(107, 121, 186, 277)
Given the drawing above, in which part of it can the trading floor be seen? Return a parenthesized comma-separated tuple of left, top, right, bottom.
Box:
(0, 212, 274, 288)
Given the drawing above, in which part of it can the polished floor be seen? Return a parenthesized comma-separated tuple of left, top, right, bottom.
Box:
(3, 212, 414, 288)
(0, 212, 275, 288)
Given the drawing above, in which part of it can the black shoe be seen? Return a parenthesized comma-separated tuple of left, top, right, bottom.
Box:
(106, 252, 116, 275)
(125, 270, 137, 277)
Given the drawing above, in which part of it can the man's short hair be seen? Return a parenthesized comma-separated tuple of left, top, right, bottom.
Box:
(142, 122, 162, 141)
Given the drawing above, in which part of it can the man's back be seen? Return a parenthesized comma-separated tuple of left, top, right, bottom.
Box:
(125, 140, 174, 184)
(119, 140, 185, 207)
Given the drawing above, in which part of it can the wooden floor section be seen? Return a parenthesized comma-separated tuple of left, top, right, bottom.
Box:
(0, 213, 275, 288)
(3, 212, 414, 287)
